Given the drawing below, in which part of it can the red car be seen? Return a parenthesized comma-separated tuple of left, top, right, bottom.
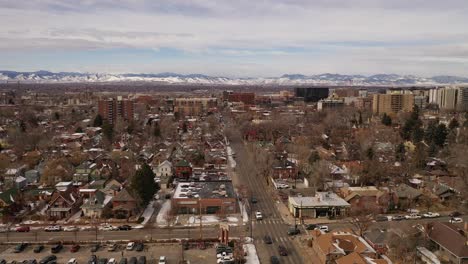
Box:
(16, 226, 30, 232)
(70, 244, 80, 253)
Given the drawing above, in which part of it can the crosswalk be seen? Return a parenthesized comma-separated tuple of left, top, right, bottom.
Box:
(252, 219, 284, 225)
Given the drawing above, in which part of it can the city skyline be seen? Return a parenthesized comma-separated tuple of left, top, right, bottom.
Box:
(1, 0, 468, 77)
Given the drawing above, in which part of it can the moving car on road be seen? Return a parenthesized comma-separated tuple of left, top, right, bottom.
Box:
(422, 212, 440, 218)
(45, 226, 61, 232)
(450, 217, 463, 223)
(255, 211, 263, 220)
(270, 256, 280, 264)
(278, 245, 288, 256)
(16, 226, 30, 232)
(264, 235, 273, 244)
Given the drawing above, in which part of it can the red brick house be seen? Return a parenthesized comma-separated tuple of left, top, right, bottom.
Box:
(112, 188, 138, 218)
(174, 160, 192, 180)
(47, 190, 82, 220)
(340, 186, 396, 214)
(272, 160, 298, 180)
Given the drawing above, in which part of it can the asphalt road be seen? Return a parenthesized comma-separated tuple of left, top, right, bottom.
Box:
(229, 133, 304, 264)
(0, 226, 243, 243)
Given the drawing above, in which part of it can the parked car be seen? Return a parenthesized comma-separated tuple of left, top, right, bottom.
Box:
(97, 259, 107, 264)
(126, 242, 135, 251)
(405, 213, 422, 220)
(101, 225, 117, 231)
(107, 244, 117, 252)
(88, 255, 97, 264)
(14, 243, 28, 253)
(422, 212, 440, 218)
(278, 245, 288, 256)
(450, 211, 462, 217)
(450, 217, 463, 223)
(270, 256, 280, 264)
(305, 224, 317, 230)
(157, 257, 166, 264)
(128, 258, 137, 264)
(317, 225, 329, 233)
(39, 256, 56, 264)
(64, 226, 78, 232)
(118, 225, 132, 231)
(392, 215, 405, 221)
(70, 245, 80, 253)
(375, 215, 388, 222)
(137, 257, 146, 264)
(33, 245, 44, 253)
(67, 259, 78, 264)
(255, 211, 263, 220)
(90, 244, 100, 252)
(107, 259, 116, 264)
(16, 226, 30, 232)
(287, 226, 300, 235)
(51, 244, 63, 254)
(135, 243, 144, 252)
(45, 226, 61, 232)
(263, 235, 273, 244)
(119, 259, 127, 264)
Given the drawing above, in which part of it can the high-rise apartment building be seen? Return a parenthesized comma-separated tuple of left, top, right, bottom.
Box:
(429, 86, 468, 111)
(98, 97, 134, 124)
(295, 87, 329, 102)
(372, 93, 414, 115)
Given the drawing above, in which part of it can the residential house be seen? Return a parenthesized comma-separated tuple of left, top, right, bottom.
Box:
(174, 160, 192, 180)
(394, 183, 422, 209)
(363, 229, 392, 254)
(310, 229, 391, 264)
(112, 188, 138, 218)
(81, 190, 112, 218)
(427, 222, 468, 264)
(154, 160, 173, 178)
(0, 187, 20, 211)
(47, 188, 82, 220)
(15, 176, 27, 189)
(73, 161, 95, 182)
(272, 159, 298, 180)
(24, 169, 40, 184)
(340, 186, 395, 214)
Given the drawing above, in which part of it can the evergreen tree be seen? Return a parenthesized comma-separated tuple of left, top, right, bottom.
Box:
(54, 112, 60, 120)
(448, 118, 459, 130)
(102, 121, 114, 142)
(381, 113, 392, 126)
(366, 147, 374, 160)
(182, 122, 188, 133)
(19, 120, 27, 133)
(131, 163, 158, 205)
(75, 127, 83, 133)
(358, 111, 363, 125)
(427, 143, 437, 157)
(412, 126, 424, 143)
(434, 123, 448, 147)
(395, 143, 406, 162)
(424, 121, 438, 144)
(153, 124, 161, 138)
(93, 114, 103, 127)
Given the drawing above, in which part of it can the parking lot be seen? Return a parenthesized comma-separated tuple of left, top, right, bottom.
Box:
(0, 243, 216, 264)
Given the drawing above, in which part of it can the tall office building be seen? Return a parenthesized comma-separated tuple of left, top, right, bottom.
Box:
(98, 97, 134, 124)
(372, 93, 414, 115)
(295, 87, 329, 102)
(429, 86, 468, 111)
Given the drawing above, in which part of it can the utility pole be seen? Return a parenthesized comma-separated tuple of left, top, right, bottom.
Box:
(199, 198, 203, 242)
(250, 200, 253, 239)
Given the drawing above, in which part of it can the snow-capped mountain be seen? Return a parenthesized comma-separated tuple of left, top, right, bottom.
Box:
(1, 70, 468, 85)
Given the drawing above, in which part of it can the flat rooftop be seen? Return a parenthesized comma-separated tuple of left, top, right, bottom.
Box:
(173, 181, 235, 199)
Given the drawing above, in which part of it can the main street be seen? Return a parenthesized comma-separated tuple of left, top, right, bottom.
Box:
(227, 124, 304, 264)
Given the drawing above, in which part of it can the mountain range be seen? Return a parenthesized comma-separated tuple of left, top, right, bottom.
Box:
(1, 70, 468, 86)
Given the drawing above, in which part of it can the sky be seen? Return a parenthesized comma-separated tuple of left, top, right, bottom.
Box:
(1, 0, 468, 77)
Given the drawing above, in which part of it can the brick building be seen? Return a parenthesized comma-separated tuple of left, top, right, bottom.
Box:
(98, 97, 134, 124)
(172, 181, 237, 215)
(227, 92, 255, 105)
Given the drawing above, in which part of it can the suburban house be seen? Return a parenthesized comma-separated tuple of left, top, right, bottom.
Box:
(112, 188, 138, 218)
(272, 159, 298, 179)
(340, 186, 395, 214)
(47, 188, 82, 220)
(73, 161, 94, 182)
(310, 229, 391, 264)
(154, 160, 173, 178)
(394, 183, 422, 209)
(81, 190, 112, 218)
(288, 192, 350, 219)
(427, 222, 468, 264)
(24, 169, 40, 184)
(363, 229, 392, 254)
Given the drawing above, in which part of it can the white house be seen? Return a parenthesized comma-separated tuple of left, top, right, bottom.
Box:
(154, 160, 173, 178)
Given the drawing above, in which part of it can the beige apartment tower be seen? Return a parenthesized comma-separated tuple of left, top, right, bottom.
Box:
(372, 93, 414, 115)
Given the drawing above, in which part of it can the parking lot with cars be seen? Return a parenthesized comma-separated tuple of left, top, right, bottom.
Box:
(0, 243, 216, 264)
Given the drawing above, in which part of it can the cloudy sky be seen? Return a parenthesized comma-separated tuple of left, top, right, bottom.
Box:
(1, 0, 468, 77)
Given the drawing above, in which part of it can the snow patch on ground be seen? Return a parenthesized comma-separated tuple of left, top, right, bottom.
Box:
(227, 146, 237, 168)
(244, 244, 260, 264)
(188, 215, 220, 226)
(227, 216, 238, 223)
(156, 200, 172, 227)
(140, 201, 155, 225)
(238, 201, 249, 223)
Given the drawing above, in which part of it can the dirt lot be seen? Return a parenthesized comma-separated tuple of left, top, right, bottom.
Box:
(0, 243, 216, 264)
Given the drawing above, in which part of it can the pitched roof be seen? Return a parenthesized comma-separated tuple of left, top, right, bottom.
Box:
(395, 184, 422, 199)
(335, 252, 366, 264)
(175, 159, 191, 167)
(0, 187, 19, 205)
(113, 188, 136, 202)
(428, 222, 468, 258)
